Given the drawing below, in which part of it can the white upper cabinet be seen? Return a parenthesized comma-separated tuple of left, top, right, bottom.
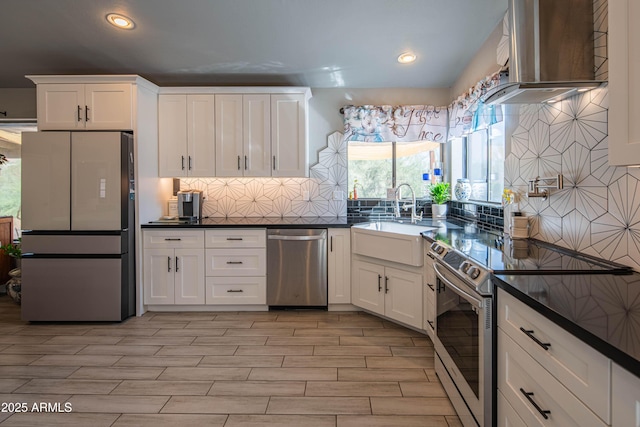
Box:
(161, 87, 310, 178)
(158, 94, 215, 178)
(608, 0, 640, 165)
(271, 93, 308, 177)
(36, 83, 133, 130)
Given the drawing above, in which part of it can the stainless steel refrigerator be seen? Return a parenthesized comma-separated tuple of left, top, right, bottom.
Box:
(21, 132, 135, 321)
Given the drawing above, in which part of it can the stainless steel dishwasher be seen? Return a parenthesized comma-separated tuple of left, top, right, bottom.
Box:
(267, 229, 327, 307)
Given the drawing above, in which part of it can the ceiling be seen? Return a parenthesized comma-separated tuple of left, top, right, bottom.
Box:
(0, 0, 506, 89)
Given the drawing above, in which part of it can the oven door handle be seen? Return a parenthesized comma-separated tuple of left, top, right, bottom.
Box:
(433, 263, 484, 309)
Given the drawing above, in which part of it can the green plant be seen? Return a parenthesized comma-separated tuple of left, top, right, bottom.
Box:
(429, 182, 451, 205)
(0, 239, 21, 258)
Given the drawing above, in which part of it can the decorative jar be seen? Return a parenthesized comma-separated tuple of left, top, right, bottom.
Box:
(454, 178, 472, 201)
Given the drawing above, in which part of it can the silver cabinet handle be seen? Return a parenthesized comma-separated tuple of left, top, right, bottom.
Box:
(227, 289, 244, 293)
(519, 388, 551, 419)
(175, 256, 179, 272)
(519, 327, 551, 350)
(167, 256, 171, 272)
(268, 235, 325, 241)
(226, 261, 243, 264)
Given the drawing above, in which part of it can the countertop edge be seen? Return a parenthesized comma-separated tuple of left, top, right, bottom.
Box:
(494, 275, 640, 377)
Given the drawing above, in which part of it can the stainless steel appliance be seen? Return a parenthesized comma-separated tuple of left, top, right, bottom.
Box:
(429, 241, 493, 427)
(427, 233, 632, 427)
(267, 229, 327, 307)
(20, 132, 135, 321)
(177, 190, 203, 220)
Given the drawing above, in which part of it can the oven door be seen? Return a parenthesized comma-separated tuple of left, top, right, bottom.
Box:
(433, 261, 492, 427)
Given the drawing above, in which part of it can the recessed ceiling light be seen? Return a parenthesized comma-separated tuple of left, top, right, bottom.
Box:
(106, 13, 135, 29)
(397, 52, 417, 64)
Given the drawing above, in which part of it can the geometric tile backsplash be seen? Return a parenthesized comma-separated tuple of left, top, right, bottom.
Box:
(181, 131, 348, 218)
(505, 87, 640, 272)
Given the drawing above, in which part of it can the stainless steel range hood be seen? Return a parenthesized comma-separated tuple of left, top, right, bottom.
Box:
(484, 0, 603, 105)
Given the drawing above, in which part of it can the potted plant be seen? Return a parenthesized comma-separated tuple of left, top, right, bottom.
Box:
(0, 239, 21, 269)
(429, 182, 451, 219)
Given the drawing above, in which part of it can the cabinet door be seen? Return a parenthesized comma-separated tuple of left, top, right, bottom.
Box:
(384, 267, 423, 329)
(351, 260, 384, 316)
(271, 93, 307, 177)
(243, 94, 271, 176)
(143, 248, 175, 305)
(158, 95, 188, 177)
(215, 94, 243, 177)
(36, 84, 85, 130)
(174, 248, 205, 304)
(609, 0, 640, 166)
(84, 84, 133, 130)
(612, 363, 640, 427)
(187, 94, 216, 177)
(424, 282, 436, 338)
(21, 132, 71, 230)
(328, 228, 351, 304)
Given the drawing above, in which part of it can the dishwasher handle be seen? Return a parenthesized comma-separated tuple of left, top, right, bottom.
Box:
(268, 235, 325, 241)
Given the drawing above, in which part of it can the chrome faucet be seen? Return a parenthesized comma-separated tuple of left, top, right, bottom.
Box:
(394, 183, 423, 224)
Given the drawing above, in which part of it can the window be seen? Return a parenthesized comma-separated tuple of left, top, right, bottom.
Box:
(450, 119, 505, 203)
(348, 140, 441, 199)
(0, 123, 37, 234)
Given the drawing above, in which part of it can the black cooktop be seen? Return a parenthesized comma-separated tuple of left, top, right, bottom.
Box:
(447, 233, 632, 275)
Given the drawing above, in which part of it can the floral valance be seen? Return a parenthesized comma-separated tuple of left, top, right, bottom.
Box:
(342, 105, 448, 143)
(448, 70, 503, 138)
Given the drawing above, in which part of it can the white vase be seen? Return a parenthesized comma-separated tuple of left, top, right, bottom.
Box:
(432, 203, 448, 220)
(454, 179, 471, 201)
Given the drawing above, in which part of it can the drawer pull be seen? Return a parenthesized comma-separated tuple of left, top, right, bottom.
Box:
(519, 327, 551, 350)
(226, 237, 243, 241)
(227, 289, 244, 293)
(519, 388, 551, 419)
(226, 261, 243, 264)
(164, 238, 182, 241)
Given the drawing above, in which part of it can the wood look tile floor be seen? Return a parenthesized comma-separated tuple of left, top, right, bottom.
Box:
(0, 296, 461, 426)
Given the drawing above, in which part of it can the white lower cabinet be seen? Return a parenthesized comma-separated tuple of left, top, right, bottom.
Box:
(143, 230, 206, 305)
(423, 249, 436, 339)
(612, 363, 640, 427)
(328, 228, 351, 304)
(352, 259, 422, 329)
(497, 390, 527, 427)
(205, 228, 266, 305)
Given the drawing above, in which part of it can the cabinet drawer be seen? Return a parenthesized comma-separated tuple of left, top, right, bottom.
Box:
(205, 229, 266, 248)
(497, 289, 610, 423)
(143, 230, 205, 249)
(498, 330, 607, 427)
(206, 248, 266, 276)
(206, 277, 266, 305)
(497, 390, 527, 427)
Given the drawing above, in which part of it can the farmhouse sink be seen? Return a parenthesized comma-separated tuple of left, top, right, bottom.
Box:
(351, 221, 437, 266)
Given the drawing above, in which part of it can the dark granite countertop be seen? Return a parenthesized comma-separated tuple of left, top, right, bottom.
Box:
(494, 273, 640, 377)
(142, 216, 351, 228)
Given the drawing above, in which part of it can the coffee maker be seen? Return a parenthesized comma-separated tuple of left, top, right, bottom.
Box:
(177, 190, 203, 221)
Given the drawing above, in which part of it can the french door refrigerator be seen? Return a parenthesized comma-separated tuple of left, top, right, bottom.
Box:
(21, 132, 135, 321)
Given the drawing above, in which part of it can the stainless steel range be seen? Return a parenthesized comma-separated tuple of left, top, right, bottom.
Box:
(426, 234, 632, 427)
(428, 240, 493, 427)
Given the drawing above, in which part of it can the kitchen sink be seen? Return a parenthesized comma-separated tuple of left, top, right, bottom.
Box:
(351, 221, 437, 266)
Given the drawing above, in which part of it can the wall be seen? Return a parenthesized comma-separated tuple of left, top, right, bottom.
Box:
(0, 88, 36, 118)
(181, 87, 451, 218)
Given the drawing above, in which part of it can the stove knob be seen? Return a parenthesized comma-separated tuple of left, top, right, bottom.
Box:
(460, 261, 472, 273)
(467, 266, 481, 280)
